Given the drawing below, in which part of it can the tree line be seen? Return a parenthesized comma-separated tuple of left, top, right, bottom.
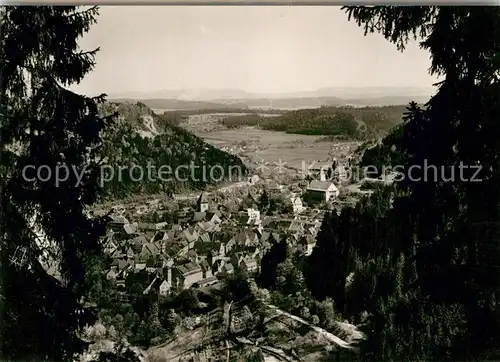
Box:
(220, 105, 409, 140)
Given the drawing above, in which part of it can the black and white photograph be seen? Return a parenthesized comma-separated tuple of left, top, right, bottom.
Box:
(2, 4, 500, 362)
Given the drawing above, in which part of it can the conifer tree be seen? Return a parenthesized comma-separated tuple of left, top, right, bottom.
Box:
(340, 6, 500, 360)
(0, 6, 116, 360)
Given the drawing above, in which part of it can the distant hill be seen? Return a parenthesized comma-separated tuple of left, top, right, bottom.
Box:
(97, 101, 247, 200)
(111, 88, 256, 100)
(110, 86, 434, 101)
(110, 88, 432, 110)
(110, 98, 249, 111)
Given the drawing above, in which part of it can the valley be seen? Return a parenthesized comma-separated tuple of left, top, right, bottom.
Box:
(80, 101, 392, 362)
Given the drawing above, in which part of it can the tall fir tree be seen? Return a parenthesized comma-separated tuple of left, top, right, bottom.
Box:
(0, 6, 116, 360)
(339, 6, 500, 360)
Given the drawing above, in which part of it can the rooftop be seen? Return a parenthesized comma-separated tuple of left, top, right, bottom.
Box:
(307, 180, 338, 192)
(198, 192, 209, 204)
(177, 262, 202, 275)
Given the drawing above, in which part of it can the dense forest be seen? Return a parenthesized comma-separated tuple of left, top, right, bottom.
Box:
(1, 6, 118, 361)
(220, 105, 409, 140)
(303, 6, 500, 361)
(97, 102, 247, 201)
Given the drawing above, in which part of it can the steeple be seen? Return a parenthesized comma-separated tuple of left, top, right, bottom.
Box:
(197, 192, 209, 212)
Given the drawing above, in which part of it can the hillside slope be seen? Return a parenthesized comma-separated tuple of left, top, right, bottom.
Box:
(98, 102, 247, 200)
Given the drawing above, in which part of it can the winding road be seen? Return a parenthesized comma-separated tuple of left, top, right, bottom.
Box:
(266, 304, 355, 350)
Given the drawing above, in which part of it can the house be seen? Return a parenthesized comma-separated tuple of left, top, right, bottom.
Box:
(103, 239, 118, 255)
(266, 219, 291, 232)
(198, 233, 211, 244)
(270, 232, 282, 244)
(306, 181, 339, 203)
(108, 214, 129, 228)
(247, 208, 261, 224)
(260, 216, 273, 228)
(135, 262, 147, 271)
(235, 232, 254, 248)
(240, 257, 258, 273)
(163, 228, 182, 243)
(159, 279, 172, 296)
(126, 246, 135, 260)
(290, 196, 304, 214)
(230, 252, 245, 268)
(298, 235, 316, 256)
(130, 234, 149, 250)
(193, 221, 208, 233)
(140, 243, 161, 260)
(110, 248, 125, 259)
(145, 256, 163, 273)
(106, 267, 119, 281)
(155, 222, 169, 230)
(220, 263, 234, 276)
(247, 174, 260, 185)
(209, 242, 226, 264)
(251, 246, 261, 259)
(289, 232, 302, 244)
(197, 221, 219, 233)
(177, 214, 192, 225)
(334, 164, 348, 182)
(162, 256, 175, 269)
(166, 243, 185, 259)
(197, 192, 210, 213)
(206, 211, 222, 224)
(199, 275, 219, 288)
(224, 236, 236, 253)
(200, 260, 213, 279)
(123, 223, 137, 235)
(103, 228, 115, 243)
(192, 212, 207, 223)
(174, 262, 204, 289)
(182, 227, 199, 248)
(288, 220, 305, 234)
(235, 213, 252, 227)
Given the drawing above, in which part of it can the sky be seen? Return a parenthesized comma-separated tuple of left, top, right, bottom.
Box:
(72, 6, 439, 97)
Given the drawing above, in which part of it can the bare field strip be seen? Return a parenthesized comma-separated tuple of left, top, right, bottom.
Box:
(197, 128, 359, 170)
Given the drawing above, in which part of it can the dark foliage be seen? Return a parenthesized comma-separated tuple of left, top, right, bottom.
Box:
(97, 102, 248, 201)
(0, 6, 115, 361)
(220, 105, 409, 139)
(304, 6, 500, 361)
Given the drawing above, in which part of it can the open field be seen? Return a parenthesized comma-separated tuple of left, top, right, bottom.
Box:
(193, 125, 361, 171)
(180, 112, 281, 133)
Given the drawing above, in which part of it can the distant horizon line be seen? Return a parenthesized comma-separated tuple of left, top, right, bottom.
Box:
(113, 85, 435, 92)
(107, 85, 436, 99)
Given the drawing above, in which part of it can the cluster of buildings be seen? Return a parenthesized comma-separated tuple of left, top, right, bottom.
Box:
(102, 189, 325, 298)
